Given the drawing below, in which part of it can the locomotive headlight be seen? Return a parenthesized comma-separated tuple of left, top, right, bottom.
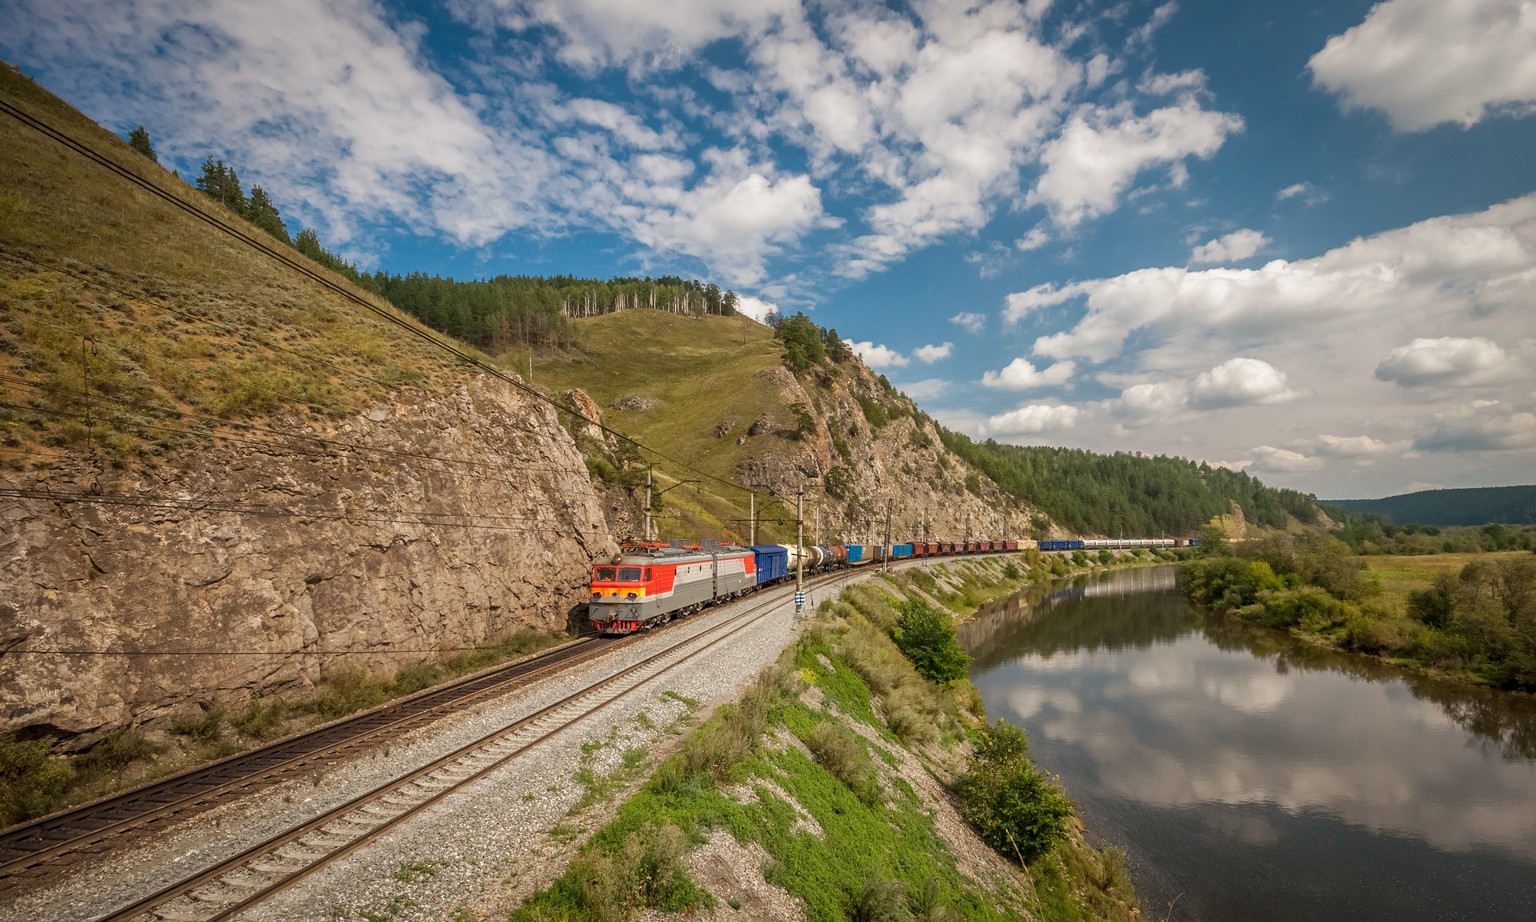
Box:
(626, 592, 638, 600)
(591, 591, 602, 599)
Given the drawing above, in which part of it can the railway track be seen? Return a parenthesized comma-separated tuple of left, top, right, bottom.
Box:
(80, 580, 811, 922)
(0, 634, 621, 888)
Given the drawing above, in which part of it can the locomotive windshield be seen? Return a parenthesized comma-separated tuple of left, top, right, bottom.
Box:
(617, 567, 643, 582)
(594, 567, 616, 581)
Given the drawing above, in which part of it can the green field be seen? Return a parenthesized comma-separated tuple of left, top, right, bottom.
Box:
(1364, 551, 1533, 603)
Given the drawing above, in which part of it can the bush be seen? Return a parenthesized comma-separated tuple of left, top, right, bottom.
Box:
(956, 721, 1072, 864)
(171, 705, 227, 741)
(849, 875, 912, 922)
(1407, 579, 1453, 628)
(891, 600, 969, 686)
(526, 823, 707, 922)
(806, 721, 883, 807)
(78, 728, 161, 775)
(1, 735, 76, 826)
(1260, 586, 1352, 631)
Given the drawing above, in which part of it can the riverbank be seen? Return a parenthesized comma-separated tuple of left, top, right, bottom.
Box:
(511, 557, 1145, 922)
(1178, 544, 1536, 691)
(964, 564, 1536, 922)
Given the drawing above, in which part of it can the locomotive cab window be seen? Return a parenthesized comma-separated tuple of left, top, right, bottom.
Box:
(644, 568, 653, 582)
(594, 567, 616, 581)
(618, 567, 643, 582)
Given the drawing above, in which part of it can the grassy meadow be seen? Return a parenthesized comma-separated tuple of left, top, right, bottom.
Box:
(530, 309, 806, 544)
(0, 63, 466, 466)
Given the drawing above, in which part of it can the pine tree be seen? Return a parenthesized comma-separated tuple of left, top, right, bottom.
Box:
(127, 125, 157, 163)
(245, 186, 291, 243)
(195, 156, 223, 199)
(222, 165, 248, 214)
(294, 227, 325, 262)
(195, 157, 247, 212)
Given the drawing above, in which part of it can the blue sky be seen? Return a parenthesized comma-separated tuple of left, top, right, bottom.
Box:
(4, 0, 1534, 500)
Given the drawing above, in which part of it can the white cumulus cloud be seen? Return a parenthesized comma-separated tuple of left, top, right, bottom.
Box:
(1414, 403, 1536, 452)
(733, 295, 781, 323)
(1008, 194, 1536, 363)
(1114, 381, 1190, 426)
(913, 342, 954, 363)
(1375, 337, 1517, 387)
(1277, 181, 1327, 205)
(1190, 358, 1301, 409)
(982, 358, 1076, 390)
(1027, 97, 1243, 229)
(983, 403, 1081, 436)
(951, 312, 987, 334)
(1309, 0, 1536, 132)
(850, 341, 909, 368)
(1314, 434, 1411, 459)
(1249, 445, 1324, 473)
(1190, 229, 1269, 265)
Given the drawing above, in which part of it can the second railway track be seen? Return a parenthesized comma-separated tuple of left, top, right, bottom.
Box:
(0, 574, 838, 922)
(0, 634, 623, 887)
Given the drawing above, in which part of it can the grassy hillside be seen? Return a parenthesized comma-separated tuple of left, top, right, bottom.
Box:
(0, 62, 466, 466)
(530, 310, 804, 543)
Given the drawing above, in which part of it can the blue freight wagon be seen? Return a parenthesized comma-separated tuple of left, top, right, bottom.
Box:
(892, 544, 914, 558)
(749, 545, 789, 585)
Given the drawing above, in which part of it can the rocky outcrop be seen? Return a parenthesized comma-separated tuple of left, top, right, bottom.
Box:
(564, 387, 614, 449)
(735, 362, 1046, 545)
(0, 375, 617, 742)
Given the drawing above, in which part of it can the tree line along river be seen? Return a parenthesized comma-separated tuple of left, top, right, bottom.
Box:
(959, 566, 1536, 922)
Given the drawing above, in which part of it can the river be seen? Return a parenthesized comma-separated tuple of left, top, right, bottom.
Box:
(959, 567, 1536, 922)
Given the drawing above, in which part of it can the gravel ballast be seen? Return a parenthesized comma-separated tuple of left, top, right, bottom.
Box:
(1, 581, 828, 922)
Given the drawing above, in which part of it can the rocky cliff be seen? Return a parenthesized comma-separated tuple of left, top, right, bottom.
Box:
(0, 376, 615, 741)
(726, 362, 1037, 545)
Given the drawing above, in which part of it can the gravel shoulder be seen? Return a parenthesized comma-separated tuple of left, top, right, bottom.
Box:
(0, 582, 810, 922)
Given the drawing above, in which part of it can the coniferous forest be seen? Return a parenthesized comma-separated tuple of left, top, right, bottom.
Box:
(937, 434, 1322, 537)
(175, 143, 740, 355)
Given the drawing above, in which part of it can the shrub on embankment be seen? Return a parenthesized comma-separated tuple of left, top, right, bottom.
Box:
(514, 575, 1140, 922)
(1180, 536, 1536, 689)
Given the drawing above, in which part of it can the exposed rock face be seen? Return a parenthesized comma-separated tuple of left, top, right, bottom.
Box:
(0, 375, 617, 742)
(564, 387, 613, 449)
(736, 363, 1046, 545)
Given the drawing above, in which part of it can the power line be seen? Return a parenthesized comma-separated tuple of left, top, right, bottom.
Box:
(0, 376, 594, 482)
(0, 97, 754, 502)
(0, 487, 602, 534)
(0, 247, 417, 394)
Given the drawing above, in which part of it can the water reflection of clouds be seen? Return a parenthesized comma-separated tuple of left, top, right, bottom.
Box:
(993, 635, 1536, 858)
(1118, 647, 1295, 713)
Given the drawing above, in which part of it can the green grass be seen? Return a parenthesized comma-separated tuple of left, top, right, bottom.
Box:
(1362, 551, 1529, 605)
(514, 575, 1141, 922)
(0, 63, 466, 463)
(530, 310, 792, 543)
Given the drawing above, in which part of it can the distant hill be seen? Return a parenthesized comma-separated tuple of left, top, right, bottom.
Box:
(1324, 486, 1536, 526)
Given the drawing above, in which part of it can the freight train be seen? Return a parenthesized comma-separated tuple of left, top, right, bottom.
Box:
(587, 539, 1021, 634)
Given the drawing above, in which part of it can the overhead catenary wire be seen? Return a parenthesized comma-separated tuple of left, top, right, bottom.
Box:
(0, 486, 598, 532)
(0, 296, 598, 478)
(0, 96, 756, 501)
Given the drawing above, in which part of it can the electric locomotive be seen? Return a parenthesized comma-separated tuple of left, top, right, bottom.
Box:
(588, 543, 756, 634)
